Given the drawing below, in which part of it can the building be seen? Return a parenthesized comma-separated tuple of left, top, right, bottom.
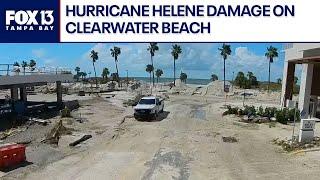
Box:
(281, 43, 320, 119)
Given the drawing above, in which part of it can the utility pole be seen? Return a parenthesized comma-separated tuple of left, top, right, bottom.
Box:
(126, 70, 129, 90)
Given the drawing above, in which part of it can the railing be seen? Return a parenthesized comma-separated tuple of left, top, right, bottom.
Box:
(0, 64, 13, 76)
(0, 64, 72, 76)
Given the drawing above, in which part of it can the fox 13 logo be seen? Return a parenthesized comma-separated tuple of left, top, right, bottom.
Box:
(6, 10, 54, 31)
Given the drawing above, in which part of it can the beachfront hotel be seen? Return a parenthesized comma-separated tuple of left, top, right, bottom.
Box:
(281, 43, 320, 119)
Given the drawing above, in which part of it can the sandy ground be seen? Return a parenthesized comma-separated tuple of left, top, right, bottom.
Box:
(1, 86, 320, 180)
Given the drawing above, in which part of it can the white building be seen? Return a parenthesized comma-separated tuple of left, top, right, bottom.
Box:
(281, 43, 320, 119)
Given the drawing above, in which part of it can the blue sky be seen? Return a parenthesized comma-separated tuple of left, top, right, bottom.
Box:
(0, 43, 288, 81)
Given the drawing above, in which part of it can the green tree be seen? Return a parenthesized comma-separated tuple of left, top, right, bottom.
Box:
(21, 61, 28, 75)
(13, 62, 20, 74)
(75, 67, 81, 81)
(147, 43, 159, 86)
(75, 67, 80, 74)
(82, 72, 87, 79)
(247, 71, 258, 87)
(110, 46, 121, 86)
(146, 64, 154, 85)
(234, 71, 258, 89)
(218, 44, 232, 92)
(29, 59, 36, 72)
(102, 68, 110, 81)
(89, 50, 99, 87)
(171, 44, 182, 86)
(180, 72, 188, 83)
(277, 78, 282, 84)
(211, 74, 218, 81)
(234, 71, 246, 88)
(155, 69, 163, 83)
(265, 46, 279, 92)
(294, 76, 298, 85)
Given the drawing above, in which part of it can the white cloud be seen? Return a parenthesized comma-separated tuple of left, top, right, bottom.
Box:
(32, 48, 46, 58)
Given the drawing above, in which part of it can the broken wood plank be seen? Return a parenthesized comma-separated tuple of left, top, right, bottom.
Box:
(69, 135, 92, 147)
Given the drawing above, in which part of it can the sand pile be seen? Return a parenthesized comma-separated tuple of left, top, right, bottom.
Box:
(168, 79, 189, 94)
(201, 81, 232, 96)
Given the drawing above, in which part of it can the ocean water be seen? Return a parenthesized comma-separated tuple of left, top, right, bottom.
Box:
(133, 77, 211, 85)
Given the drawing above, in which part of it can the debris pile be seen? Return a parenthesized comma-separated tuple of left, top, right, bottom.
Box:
(272, 137, 320, 152)
(222, 136, 238, 143)
(0, 127, 27, 140)
(43, 120, 72, 145)
(123, 93, 144, 107)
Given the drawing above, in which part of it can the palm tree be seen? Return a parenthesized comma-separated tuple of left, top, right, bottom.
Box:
(147, 43, 159, 86)
(211, 74, 218, 81)
(82, 72, 87, 80)
(218, 43, 232, 92)
(21, 61, 28, 75)
(75, 67, 81, 81)
(110, 46, 121, 86)
(29, 59, 36, 72)
(102, 67, 110, 81)
(171, 44, 182, 86)
(180, 72, 188, 83)
(265, 46, 278, 92)
(13, 62, 20, 75)
(75, 67, 80, 74)
(146, 64, 154, 85)
(89, 50, 99, 87)
(155, 69, 163, 83)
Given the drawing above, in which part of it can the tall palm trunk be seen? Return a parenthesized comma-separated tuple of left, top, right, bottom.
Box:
(157, 77, 159, 83)
(115, 60, 120, 87)
(223, 58, 226, 91)
(151, 55, 155, 86)
(268, 60, 271, 93)
(24, 68, 26, 75)
(92, 62, 98, 87)
(173, 58, 176, 86)
(149, 73, 152, 85)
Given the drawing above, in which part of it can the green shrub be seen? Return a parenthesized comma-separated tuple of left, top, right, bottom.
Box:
(257, 106, 264, 116)
(264, 107, 277, 118)
(223, 106, 239, 116)
(275, 110, 287, 124)
(61, 107, 71, 118)
(243, 106, 256, 116)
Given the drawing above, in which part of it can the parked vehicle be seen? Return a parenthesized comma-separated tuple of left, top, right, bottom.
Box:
(134, 96, 164, 120)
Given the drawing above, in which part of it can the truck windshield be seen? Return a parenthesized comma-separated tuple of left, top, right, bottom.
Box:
(139, 99, 155, 105)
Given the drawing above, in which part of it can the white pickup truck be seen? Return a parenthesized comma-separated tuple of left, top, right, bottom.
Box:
(134, 96, 164, 120)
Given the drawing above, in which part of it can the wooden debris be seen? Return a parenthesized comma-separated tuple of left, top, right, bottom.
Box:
(44, 120, 72, 145)
(69, 135, 92, 147)
(31, 118, 50, 126)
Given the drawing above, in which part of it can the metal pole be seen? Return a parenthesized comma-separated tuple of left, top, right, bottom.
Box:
(291, 102, 298, 143)
(243, 89, 246, 107)
(7, 64, 9, 76)
(126, 70, 128, 91)
(292, 107, 297, 142)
